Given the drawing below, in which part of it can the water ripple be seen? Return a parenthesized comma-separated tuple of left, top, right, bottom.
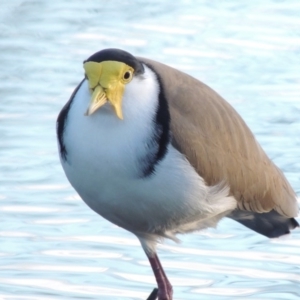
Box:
(1, 0, 299, 299)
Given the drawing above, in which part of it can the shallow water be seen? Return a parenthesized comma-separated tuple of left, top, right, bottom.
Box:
(1, 1, 300, 299)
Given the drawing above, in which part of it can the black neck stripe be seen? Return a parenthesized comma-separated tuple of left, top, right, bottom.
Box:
(57, 79, 85, 161)
(141, 63, 171, 177)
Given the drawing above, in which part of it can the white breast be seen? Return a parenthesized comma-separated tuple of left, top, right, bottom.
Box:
(60, 66, 237, 241)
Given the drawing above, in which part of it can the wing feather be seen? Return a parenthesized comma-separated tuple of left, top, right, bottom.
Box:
(139, 58, 298, 218)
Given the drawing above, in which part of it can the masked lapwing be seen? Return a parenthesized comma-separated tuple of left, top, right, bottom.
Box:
(57, 48, 299, 300)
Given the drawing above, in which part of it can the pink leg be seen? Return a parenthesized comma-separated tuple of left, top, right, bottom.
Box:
(148, 253, 173, 300)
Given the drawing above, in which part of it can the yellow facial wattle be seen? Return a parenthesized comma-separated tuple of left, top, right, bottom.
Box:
(83, 60, 134, 119)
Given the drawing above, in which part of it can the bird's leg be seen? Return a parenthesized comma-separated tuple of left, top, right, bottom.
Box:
(146, 288, 159, 300)
(147, 253, 173, 300)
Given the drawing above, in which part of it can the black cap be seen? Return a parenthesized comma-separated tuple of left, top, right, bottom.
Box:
(84, 48, 144, 75)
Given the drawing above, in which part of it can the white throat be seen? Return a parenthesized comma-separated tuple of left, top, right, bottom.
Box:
(62, 64, 161, 178)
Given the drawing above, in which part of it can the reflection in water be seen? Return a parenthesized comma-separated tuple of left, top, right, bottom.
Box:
(42, 249, 123, 258)
(1, 0, 300, 299)
(0, 278, 147, 298)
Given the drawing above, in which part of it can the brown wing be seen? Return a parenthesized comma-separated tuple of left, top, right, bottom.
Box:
(139, 57, 298, 218)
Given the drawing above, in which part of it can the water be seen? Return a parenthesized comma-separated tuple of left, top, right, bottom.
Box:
(1, 1, 300, 299)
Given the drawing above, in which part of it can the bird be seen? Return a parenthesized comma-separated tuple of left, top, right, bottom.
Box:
(56, 48, 299, 300)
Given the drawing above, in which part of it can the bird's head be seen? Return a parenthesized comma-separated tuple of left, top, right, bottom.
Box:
(83, 48, 144, 120)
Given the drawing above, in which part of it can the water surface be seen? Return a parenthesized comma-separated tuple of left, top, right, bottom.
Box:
(1, 1, 300, 299)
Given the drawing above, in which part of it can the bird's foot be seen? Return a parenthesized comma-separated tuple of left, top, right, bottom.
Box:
(157, 285, 173, 300)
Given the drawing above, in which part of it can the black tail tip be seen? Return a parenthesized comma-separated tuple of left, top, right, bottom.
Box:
(229, 210, 299, 238)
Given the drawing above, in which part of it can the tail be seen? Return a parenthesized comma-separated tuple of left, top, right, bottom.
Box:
(228, 209, 299, 238)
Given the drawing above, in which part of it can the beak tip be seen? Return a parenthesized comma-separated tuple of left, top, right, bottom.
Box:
(117, 112, 124, 120)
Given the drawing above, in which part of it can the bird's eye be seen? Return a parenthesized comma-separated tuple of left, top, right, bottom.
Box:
(123, 71, 132, 80)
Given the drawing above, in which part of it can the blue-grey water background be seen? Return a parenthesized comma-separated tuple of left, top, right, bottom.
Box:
(1, 1, 300, 299)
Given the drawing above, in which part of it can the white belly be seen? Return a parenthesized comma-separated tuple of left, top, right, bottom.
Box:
(60, 80, 236, 237)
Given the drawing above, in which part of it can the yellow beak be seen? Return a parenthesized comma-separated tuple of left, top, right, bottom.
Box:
(83, 61, 134, 119)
